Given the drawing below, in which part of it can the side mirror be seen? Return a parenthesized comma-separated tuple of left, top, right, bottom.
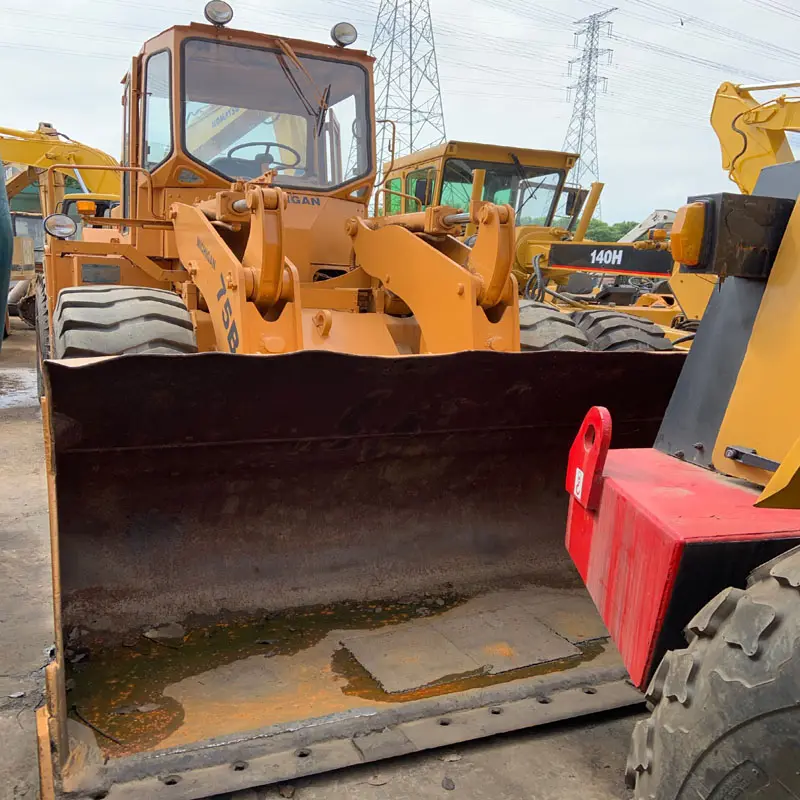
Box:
(565, 187, 589, 217)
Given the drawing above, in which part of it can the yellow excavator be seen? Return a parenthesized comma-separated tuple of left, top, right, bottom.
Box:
(1, 124, 120, 330)
(34, 5, 685, 798)
(1, 122, 120, 215)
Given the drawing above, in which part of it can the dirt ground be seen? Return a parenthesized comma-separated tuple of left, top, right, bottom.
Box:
(0, 320, 643, 800)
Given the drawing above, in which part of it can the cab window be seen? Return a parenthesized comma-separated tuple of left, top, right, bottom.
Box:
(142, 51, 173, 171)
(441, 157, 564, 224)
(406, 168, 436, 211)
(385, 177, 402, 215)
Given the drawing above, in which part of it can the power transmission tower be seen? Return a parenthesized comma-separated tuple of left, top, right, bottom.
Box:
(563, 8, 616, 208)
(350, 0, 446, 181)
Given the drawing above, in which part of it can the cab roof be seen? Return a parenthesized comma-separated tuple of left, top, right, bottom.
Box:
(386, 141, 579, 173)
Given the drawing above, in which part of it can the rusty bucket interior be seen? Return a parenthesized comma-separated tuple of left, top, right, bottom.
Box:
(42, 349, 684, 798)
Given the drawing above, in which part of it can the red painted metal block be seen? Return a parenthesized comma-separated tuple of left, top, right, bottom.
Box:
(565, 409, 800, 688)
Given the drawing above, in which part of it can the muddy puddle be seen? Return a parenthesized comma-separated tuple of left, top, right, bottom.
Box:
(67, 589, 610, 759)
(67, 594, 464, 756)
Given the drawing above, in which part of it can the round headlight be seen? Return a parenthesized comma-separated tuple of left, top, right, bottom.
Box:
(204, 1, 234, 26)
(331, 22, 358, 47)
(43, 213, 78, 240)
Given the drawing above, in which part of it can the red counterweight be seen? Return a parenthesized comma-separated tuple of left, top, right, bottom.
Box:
(565, 407, 800, 688)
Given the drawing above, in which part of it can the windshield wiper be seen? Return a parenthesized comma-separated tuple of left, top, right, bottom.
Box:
(316, 84, 331, 137)
(276, 52, 317, 118)
(276, 39, 329, 137)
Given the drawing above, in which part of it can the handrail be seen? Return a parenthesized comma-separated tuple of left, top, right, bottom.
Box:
(45, 164, 160, 219)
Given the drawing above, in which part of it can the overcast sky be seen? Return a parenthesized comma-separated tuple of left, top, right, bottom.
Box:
(2, 0, 799, 221)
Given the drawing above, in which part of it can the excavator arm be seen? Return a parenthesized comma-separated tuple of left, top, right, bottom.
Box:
(0, 123, 120, 209)
(711, 80, 800, 195)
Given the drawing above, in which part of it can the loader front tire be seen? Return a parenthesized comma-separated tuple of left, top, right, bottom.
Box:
(35, 276, 50, 396)
(627, 545, 800, 800)
(519, 301, 588, 351)
(53, 286, 197, 358)
(571, 310, 672, 351)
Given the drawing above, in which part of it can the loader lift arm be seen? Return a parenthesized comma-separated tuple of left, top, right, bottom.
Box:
(171, 184, 520, 355)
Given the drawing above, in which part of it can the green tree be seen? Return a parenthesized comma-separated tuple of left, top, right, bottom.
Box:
(586, 218, 639, 242)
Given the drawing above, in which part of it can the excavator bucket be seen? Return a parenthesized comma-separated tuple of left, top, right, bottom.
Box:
(41, 349, 683, 798)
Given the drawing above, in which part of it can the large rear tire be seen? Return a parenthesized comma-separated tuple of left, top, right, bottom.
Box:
(627, 545, 800, 799)
(53, 286, 197, 358)
(571, 310, 672, 352)
(519, 300, 588, 351)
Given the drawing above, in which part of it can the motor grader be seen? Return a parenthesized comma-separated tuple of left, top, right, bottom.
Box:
(34, 5, 685, 799)
(381, 141, 710, 352)
(566, 115, 800, 797)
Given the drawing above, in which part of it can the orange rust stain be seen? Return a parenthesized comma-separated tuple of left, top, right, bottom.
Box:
(482, 641, 515, 659)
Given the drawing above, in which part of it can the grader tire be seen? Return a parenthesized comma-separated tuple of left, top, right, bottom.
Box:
(627, 545, 800, 799)
(53, 286, 197, 358)
(571, 310, 672, 352)
(519, 301, 588, 351)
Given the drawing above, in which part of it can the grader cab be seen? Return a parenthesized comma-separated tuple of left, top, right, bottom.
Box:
(36, 5, 684, 798)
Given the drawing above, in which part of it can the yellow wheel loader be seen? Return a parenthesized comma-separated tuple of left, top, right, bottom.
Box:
(34, 5, 685, 798)
(380, 141, 710, 352)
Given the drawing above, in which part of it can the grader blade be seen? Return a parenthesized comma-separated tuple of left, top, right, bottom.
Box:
(42, 350, 683, 799)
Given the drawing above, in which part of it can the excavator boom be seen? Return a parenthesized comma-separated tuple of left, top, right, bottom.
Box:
(0, 123, 120, 205)
(711, 80, 800, 195)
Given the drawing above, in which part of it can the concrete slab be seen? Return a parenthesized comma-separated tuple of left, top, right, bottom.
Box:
(341, 624, 479, 694)
(430, 604, 580, 673)
(342, 592, 585, 693)
(529, 593, 610, 644)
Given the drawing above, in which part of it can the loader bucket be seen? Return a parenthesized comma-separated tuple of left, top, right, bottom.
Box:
(41, 349, 683, 799)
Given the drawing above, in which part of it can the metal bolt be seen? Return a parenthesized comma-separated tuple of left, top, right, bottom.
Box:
(673, 450, 685, 460)
(693, 442, 704, 450)
(724, 447, 736, 459)
(313, 310, 333, 337)
(226, 271, 236, 290)
(456, 283, 465, 296)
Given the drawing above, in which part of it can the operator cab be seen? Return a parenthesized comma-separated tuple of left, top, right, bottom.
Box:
(123, 2, 376, 225)
(380, 141, 579, 229)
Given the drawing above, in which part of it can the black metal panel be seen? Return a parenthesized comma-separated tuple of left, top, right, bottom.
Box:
(655, 277, 765, 465)
(655, 162, 800, 464)
(680, 193, 794, 278)
(648, 536, 800, 684)
(549, 242, 673, 276)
